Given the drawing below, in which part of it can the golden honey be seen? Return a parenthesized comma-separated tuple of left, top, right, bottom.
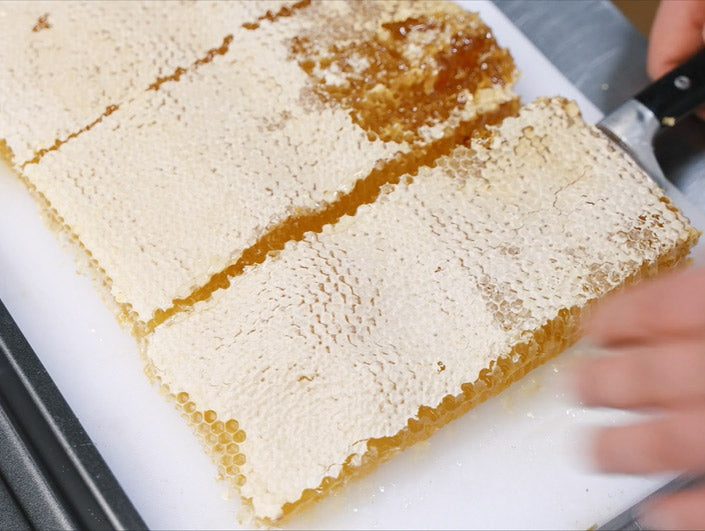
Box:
(148, 34, 234, 91)
(291, 11, 515, 143)
(32, 13, 51, 32)
(21, 105, 120, 169)
(0, 140, 14, 167)
(241, 0, 311, 31)
(147, 99, 519, 333)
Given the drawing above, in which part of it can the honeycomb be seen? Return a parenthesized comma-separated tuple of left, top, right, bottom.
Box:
(147, 98, 518, 333)
(144, 99, 699, 522)
(0, 0, 298, 166)
(145, 361, 250, 490)
(0, 0, 699, 527)
(15, 0, 518, 329)
(275, 238, 691, 524)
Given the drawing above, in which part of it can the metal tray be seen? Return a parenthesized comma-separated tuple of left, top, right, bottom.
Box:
(0, 299, 145, 530)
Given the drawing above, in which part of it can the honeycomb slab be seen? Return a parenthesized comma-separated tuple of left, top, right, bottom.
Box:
(144, 99, 698, 522)
(0, 0, 297, 167)
(16, 1, 517, 326)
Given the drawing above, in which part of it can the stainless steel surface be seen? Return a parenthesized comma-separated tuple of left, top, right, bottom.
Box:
(597, 99, 667, 189)
(494, 0, 650, 113)
(494, 0, 705, 215)
(0, 300, 147, 530)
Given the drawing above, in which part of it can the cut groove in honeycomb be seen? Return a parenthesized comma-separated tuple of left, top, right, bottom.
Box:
(147, 34, 234, 92)
(20, 104, 120, 170)
(11, 2, 311, 170)
(242, 0, 312, 30)
(147, 99, 520, 333)
(19, 31, 235, 170)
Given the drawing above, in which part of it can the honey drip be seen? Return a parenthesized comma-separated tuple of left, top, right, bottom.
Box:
(241, 0, 311, 30)
(147, 99, 520, 333)
(291, 11, 516, 143)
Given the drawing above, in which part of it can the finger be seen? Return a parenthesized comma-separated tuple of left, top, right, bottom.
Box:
(576, 339, 705, 409)
(584, 267, 705, 347)
(592, 406, 705, 474)
(642, 485, 705, 530)
(647, 0, 705, 80)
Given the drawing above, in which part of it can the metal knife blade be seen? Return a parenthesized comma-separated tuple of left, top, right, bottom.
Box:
(597, 48, 705, 191)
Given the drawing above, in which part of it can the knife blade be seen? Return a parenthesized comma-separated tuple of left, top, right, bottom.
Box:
(597, 48, 705, 191)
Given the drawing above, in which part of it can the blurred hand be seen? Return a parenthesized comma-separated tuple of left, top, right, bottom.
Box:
(648, 0, 705, 119)
(575, 266, 705, 530)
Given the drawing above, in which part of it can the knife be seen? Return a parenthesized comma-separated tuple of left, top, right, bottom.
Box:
(597, 48, 705, 192)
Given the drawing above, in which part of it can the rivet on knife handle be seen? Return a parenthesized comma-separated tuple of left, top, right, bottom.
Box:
(635, 48, 705, 126)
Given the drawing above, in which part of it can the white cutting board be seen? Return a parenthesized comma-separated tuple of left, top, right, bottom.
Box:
(0, 2, 696, 529)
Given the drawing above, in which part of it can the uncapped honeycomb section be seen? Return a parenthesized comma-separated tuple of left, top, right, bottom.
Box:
(18, 1, 519, 330)
(144, 99, 698, 522)
(291, 3, 517, 143)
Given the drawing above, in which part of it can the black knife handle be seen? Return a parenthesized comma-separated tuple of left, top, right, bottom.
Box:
(635, 47, 705, 126)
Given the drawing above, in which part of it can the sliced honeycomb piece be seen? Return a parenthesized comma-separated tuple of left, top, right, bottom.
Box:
(144, 98, 699, 523)
(0, 0, 297, 166)
(18, 1, 518, 330)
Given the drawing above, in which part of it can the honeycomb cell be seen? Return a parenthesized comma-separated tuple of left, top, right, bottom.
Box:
(226, 443, 239, 455)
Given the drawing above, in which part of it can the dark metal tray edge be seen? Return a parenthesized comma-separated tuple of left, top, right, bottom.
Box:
(0, 298, 146, 530)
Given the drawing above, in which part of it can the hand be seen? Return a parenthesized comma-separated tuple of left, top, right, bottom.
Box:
(575, 266, 705, 530)
(648, 0, 705, 120)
